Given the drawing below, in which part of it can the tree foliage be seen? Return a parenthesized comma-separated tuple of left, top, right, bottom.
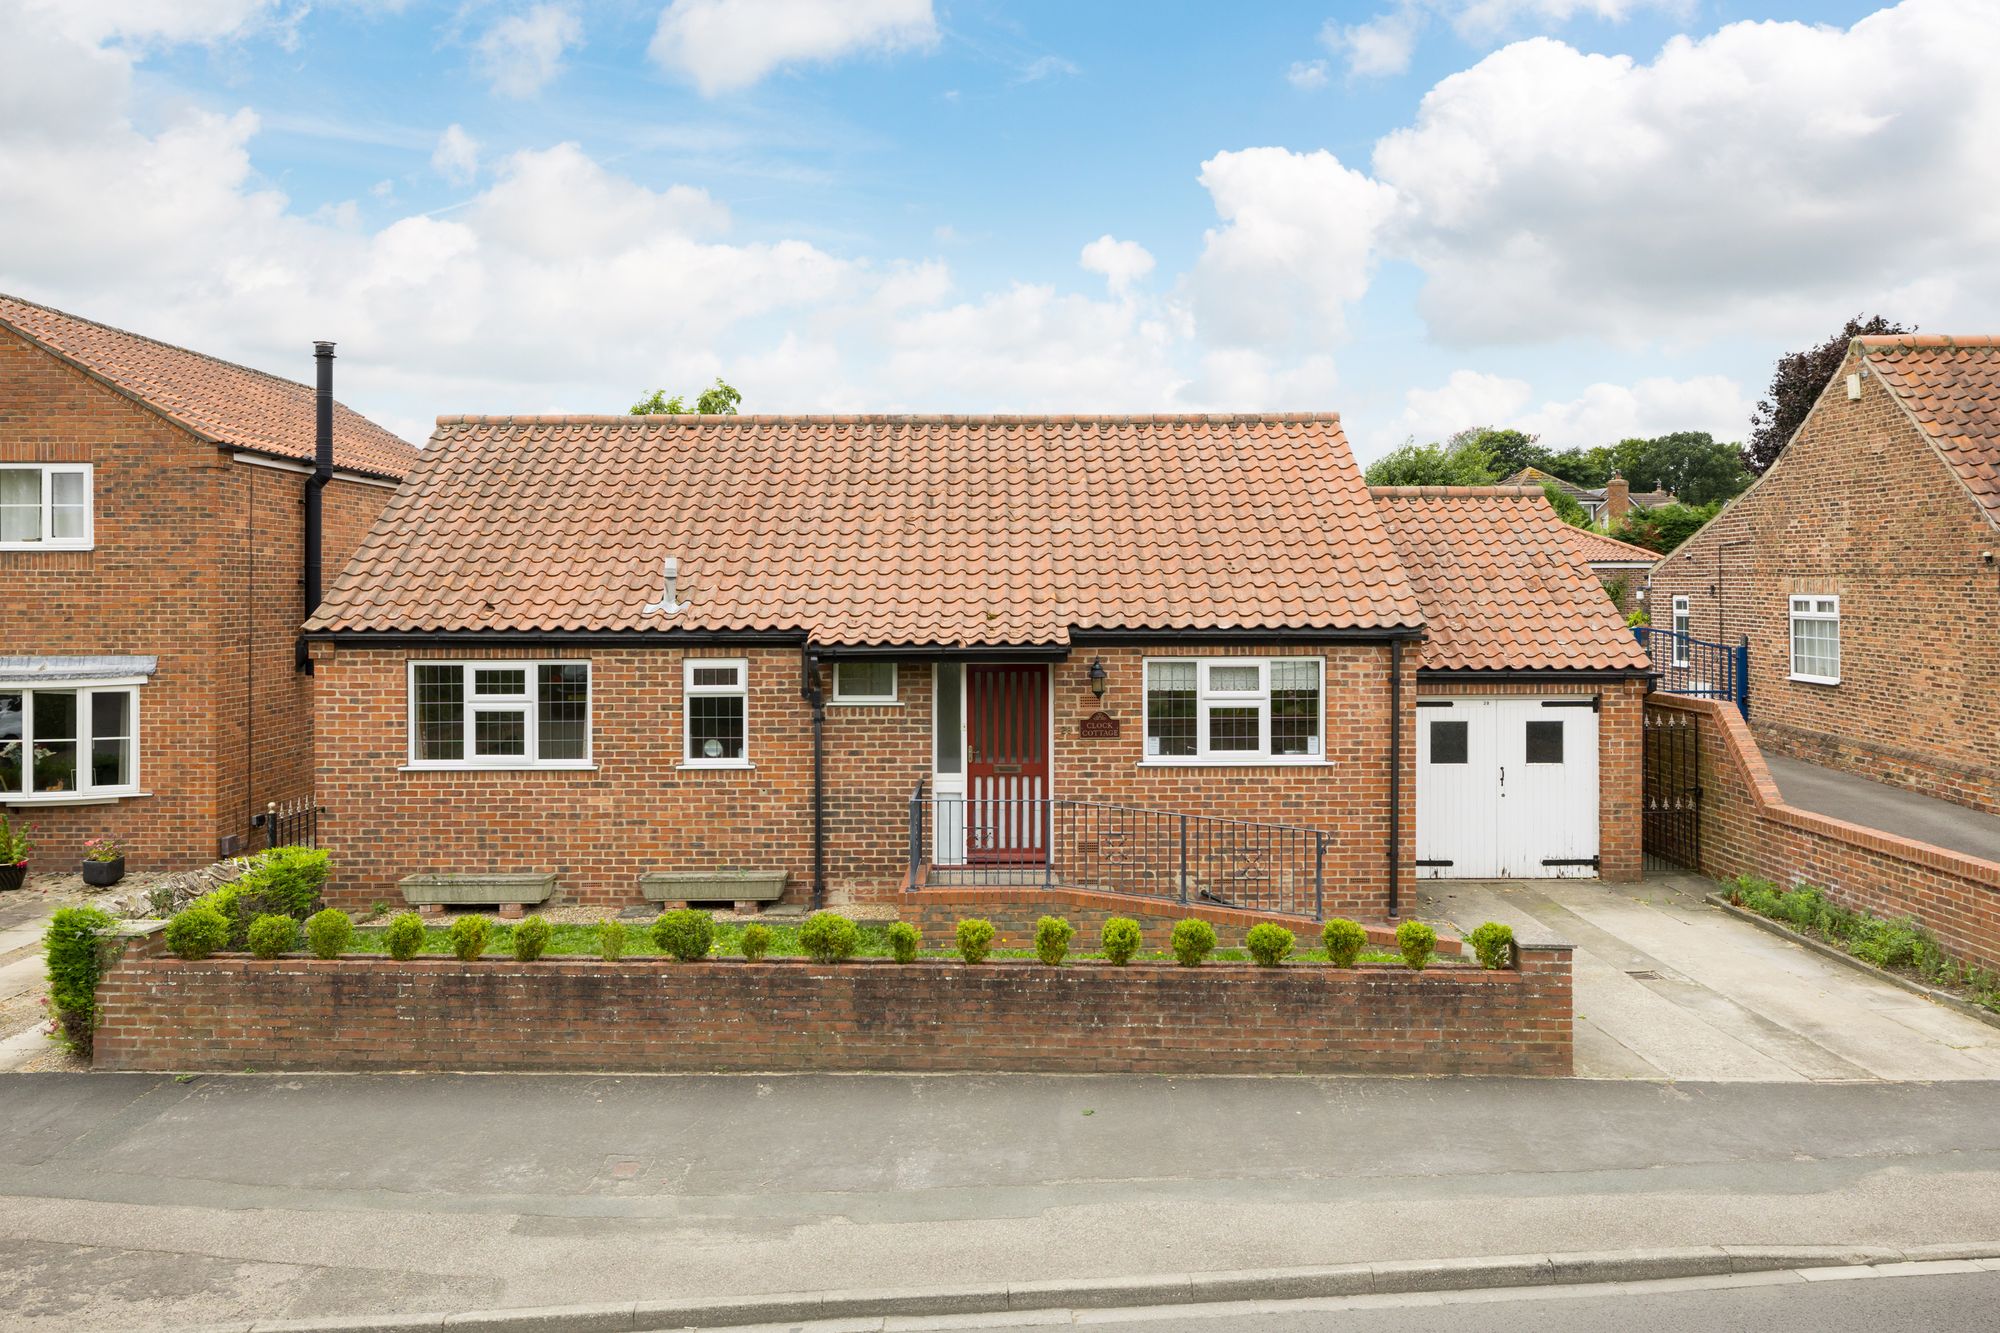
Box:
(630, 378, 742, 416)
(1363, 436, 1498, 487)
(1745, 314, 1911, 474)
(1539, 481, 1593, 529)
(1609, 500, 1721, 554)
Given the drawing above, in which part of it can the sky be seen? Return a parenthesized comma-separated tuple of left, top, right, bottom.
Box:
(2, 0, 1994, 458)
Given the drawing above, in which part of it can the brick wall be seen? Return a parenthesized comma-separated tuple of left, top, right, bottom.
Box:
(92, 932, 1571, 1076)
(1648, 349, 2000, 814)
(1652, 693, 2000, 973)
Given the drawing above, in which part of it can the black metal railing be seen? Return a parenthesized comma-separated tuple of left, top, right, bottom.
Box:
(907, 784, 1331, 919)
(1634, 627, 1749, 717)
(253, 795, 322, 850)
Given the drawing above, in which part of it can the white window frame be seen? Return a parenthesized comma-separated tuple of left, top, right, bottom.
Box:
(0, 680, 143, 803)
(683, 657, 751, 769)
(1788, 595, 1841, 686)
(403, 660, 594, 771)
(0, 463, 93, 551)
(1141, 657, 1325, 765)
(1670, 595, 1690, 668)
(831, 661, 899, 705)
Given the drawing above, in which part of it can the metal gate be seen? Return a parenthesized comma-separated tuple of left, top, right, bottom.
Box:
(1641, 706, 1701, 870)
(253, 795, 321, 850)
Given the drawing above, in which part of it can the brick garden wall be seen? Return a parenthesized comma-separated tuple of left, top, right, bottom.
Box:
(92, 932, 1570, 1076)
(1653, 693, 2000, 973)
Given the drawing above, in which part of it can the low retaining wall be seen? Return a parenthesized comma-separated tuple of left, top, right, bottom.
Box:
(92, 933, 1567, 1077)
(1655, 695, 2000, 973)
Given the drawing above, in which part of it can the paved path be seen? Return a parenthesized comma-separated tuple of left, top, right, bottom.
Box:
(1765, 754, 2000, 864)
(1418, 874, 2000, 1081)
(0, 915, 49, 1074)
(6, 1075, 2000, 1329)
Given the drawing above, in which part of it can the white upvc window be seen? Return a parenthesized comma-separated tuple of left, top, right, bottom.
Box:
(0, 464, 92, 550)
(1670, 595, 1691, 668)
(0, 683, 140, 800)
(1142, 658, 1323, 764)
(406, 661, 592, 769)
(1789, 595, 1840, 685)
(832, 661, 898, 704)
(684, 657, 750, 767)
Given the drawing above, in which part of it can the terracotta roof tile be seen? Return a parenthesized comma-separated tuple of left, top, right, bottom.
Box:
(1859, 335, 2000, 529)
(0, 293, 417, 479)
(1370, 488, 1650, 673)
(312, 413, 1425, 645)
(1558, 526, 1660, 565)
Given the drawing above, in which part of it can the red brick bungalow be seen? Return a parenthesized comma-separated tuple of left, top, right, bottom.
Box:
(305, 416, 1647, 922)
(0, 295, 417, 867)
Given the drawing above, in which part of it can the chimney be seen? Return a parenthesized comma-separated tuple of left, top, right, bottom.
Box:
(1605, 473, 1631, 526)
(298, 340, 335, 672)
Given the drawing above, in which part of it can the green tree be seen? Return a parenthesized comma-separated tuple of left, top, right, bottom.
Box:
(1610, 500, 1720, 554)
(1364, 436, 1499, 487)
(630, 378, 741, 416)
(1539, 481, 1593, 529)
(1615, 431, 1753, 507)
(1535, 445, 1612, 488)
(1745, 314, 1911, 473)
(1449, 426, 1546, 479)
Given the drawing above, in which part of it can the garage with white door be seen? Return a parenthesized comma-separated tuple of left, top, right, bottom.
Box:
(1416, 696, 1600, 878)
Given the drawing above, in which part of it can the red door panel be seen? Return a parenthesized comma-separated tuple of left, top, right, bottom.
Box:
(966, 664, 1049, 865)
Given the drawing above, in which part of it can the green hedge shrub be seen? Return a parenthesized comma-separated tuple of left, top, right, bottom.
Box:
(887, 921, 920, 964)
(243, 846, 330, 918)
(652, 908, 716, 962)
(956, 917, 996, 964)
(1396, 920, 1437, 971)
(1101, 917, 1142, 965)
(305, 908, 353, 959)
(598, 919, 630, 961)
(447, 915, 489, 961)
(1321, 918, 1367, 968)
(165, 904, 229, 960)
(1034, 915, 1075, 966)
(801, 912, 860, 963)
(1171, 918, 1217, 967)
(247, 914, 299, 959)
(512, 915, 552, 962)
(740, 922, 772, 961)
(45, 906, 115, 1055)
(1245, 922, 1295, 967)
(1468, 921, 1515, 970)
(384, 911, 427, 961)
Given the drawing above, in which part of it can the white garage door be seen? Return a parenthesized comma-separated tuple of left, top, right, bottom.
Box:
(1415, 696, 1599, 878)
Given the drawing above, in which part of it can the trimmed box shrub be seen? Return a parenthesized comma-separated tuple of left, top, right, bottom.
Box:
(305, 908, 354, 960)
(512, 915, 552, 962)
(1396, 919, 1437, 971)
(598, 919, 630, 962)
(652, 908, 716, 962)
(1321, 918, 1367, 968)
(244, 846, 330, 918)
(740, 922, 772, 962)
(1468, 921, 1515, 970)
(247, 914, 299, 960)
(448, 915, 490, 962)
(45, 906, 114, 1056)
(1101, 917, 1142, 965)
(956, 917, 996, 964)
(165, 905, 229, 961)
(1171, 918, 1217, 967)
(887, 921, 920, 964)
(800, 912, 859, 963)
(1034, 915, 1075, 966)
(383, 911, 427, 962)
(1245, 922, 1295, 967)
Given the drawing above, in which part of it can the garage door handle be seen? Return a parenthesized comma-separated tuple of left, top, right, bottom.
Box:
(1499, 765, 1505, 791)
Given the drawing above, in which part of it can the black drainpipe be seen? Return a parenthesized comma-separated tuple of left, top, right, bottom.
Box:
(800, 643, 827, 909)
(297, 340, 335, 672)
(1388, 638, 1403, 919)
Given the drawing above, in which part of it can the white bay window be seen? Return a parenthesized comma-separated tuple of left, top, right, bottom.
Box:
(0, 684, 139, 799)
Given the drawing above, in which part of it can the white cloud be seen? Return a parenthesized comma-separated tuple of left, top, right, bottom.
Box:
(1323, 5, 1426, 78)
(1285, 59, 1329, 89)
(1016, 55, 1080, 83)
(650, 0, 937, 97)
(1388, 368, 1752, 449)
(430, 124, 479, 186)
(22, 0, 286, 47)
(1320, 0, 1686, 78)
(1079, 235, 1155, 296)
(474, 3, 582, 98)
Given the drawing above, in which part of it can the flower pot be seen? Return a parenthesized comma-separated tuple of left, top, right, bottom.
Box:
(82, 856, 125, 888)
(0, 862, 24, 893)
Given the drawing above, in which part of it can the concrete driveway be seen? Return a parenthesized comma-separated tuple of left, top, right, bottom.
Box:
(1419, 873, 2000, 1081)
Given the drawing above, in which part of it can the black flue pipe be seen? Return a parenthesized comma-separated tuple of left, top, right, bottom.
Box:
(298, 340, 335, 672)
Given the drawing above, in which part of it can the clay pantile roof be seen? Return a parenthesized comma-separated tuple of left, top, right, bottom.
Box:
(1369, 487, 1650, 673)
(1858, 335, 2000, 529)
(311, 413, 1424, 646)
(0, 293, 417, 479)
(1559, 526, 1659, 565)
(1501, 467, 1596, 502)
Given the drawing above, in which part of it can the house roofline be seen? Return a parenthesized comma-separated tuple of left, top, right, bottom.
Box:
(309, 624, 1429, 650)
(434, 411, 1346, 429)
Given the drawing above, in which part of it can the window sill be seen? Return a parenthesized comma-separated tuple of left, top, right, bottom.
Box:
(1138, 758, 1328, 768)
(399, 763, 598, 773)
(0, 790, 148, 807)
(678, 761, 755, 771)
(830, 700, 903, 708)
(1787, 674, 1840, 687)
(0, 544, 93, 553)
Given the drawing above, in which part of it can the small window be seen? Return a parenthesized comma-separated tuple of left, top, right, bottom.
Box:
(934, 662, 962, 775)
(1430, 720, 1468, 765)
(685, 657, 748, 765)
(0, 683, 139, 797)
(1670, 595, 1690, 669)
(0, 464, 92, 550)
(1789, 595, 1840, 684)
(833, 661, 898, 704)
(408, 661, 591, 768)
(1525, 720, 1565, 764)
(1143, 658, 1322, 762)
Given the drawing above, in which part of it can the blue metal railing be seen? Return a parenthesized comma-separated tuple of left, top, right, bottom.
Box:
(1635, 627, 1749, 717)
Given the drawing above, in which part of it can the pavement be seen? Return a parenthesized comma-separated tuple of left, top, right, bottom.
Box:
(9, 1075, 2000, 1328)
(1764, 752, 2000, 864)
(1418, 873, 2000, 1080)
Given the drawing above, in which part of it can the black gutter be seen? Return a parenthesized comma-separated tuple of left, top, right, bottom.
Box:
(1069, 626, 1425, 645)
(306, 629, 812, 647)
(800, 643, 827, 910)
(1388, 639, 1403, 920)
(298, 341, 335, 673)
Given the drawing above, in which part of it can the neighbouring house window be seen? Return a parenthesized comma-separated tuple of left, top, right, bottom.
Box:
(1670, 595, 1690, 668)
(408, 661, 592, 768)
(0, 464, 92, 550)
(685, 658, 748, 766)
(832, 661, 897, 704)
(1789, 595, 1840, 684)
(1143, 658, 1323, 762)
(0, 685, 138, 797)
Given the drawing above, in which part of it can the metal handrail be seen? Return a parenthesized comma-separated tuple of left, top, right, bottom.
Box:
(1634, 626, 1749, 717)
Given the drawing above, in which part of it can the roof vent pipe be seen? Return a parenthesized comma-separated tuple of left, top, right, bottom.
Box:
(643, 557, 688, 616)
(298, 340, 335, 672)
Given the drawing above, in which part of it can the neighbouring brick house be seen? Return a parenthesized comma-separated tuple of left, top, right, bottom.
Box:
(1501, 467, 1674, 527)
(305, 416, 1647, 921)
(1650, 334, 2000, 816)
(0, 295, 417, 868)
(1560, 523, 1659, 616)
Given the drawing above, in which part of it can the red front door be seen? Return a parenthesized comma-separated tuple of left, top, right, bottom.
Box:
(966, 664, 1050, 865)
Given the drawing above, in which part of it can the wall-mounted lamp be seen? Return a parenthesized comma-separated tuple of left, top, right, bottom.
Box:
(1088, 657, 1108, 699)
